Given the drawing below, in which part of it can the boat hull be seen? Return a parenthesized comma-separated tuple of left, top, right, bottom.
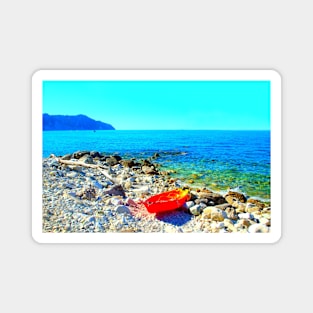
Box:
(143, 189, 190, 213)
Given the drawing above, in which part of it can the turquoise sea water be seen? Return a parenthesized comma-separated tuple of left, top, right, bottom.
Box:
(43, 130, 270, 201)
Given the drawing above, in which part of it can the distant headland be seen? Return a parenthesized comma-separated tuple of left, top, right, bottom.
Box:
(43, 114, 115, 131)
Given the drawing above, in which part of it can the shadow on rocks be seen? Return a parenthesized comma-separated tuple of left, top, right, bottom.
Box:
(155, 210, 192, 227)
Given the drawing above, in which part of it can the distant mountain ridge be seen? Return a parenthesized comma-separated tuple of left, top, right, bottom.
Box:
(43, 114, 115, 131)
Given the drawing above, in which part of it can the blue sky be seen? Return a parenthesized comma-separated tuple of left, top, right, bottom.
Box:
(43, 80, 270, 130)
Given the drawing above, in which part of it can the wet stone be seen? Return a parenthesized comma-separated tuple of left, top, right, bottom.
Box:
(225, 191, 247, 203)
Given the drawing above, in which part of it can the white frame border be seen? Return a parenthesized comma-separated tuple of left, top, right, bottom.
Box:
(32, 70, 281, 244)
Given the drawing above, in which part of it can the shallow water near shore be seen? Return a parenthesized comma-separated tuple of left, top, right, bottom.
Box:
(43, 130, 270, 201)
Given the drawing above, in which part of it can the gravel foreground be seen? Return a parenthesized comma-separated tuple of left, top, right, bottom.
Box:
(42, 151, 271, 233)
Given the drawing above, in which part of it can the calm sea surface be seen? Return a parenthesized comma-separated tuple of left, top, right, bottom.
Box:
(43, 130, 270, 201)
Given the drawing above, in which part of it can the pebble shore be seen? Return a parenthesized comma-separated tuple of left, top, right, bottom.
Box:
(42, 151, 271, 233)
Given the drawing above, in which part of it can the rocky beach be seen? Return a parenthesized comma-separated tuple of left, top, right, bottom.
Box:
(42, 151, 271, 234)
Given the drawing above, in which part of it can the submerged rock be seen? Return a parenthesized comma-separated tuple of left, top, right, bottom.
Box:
(152, 152, 160, 159)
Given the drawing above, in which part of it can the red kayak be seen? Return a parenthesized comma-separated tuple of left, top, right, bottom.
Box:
(143, 189, 190, 213)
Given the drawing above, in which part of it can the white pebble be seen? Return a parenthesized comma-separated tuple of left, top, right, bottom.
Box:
(67, 172, 78, 178)
(110, 198, 123, 206)
(216, 222, 225, 229)
(189, 205, 202, 216)
(238, 213, 252, 219)
(182, 201, 195, 209)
